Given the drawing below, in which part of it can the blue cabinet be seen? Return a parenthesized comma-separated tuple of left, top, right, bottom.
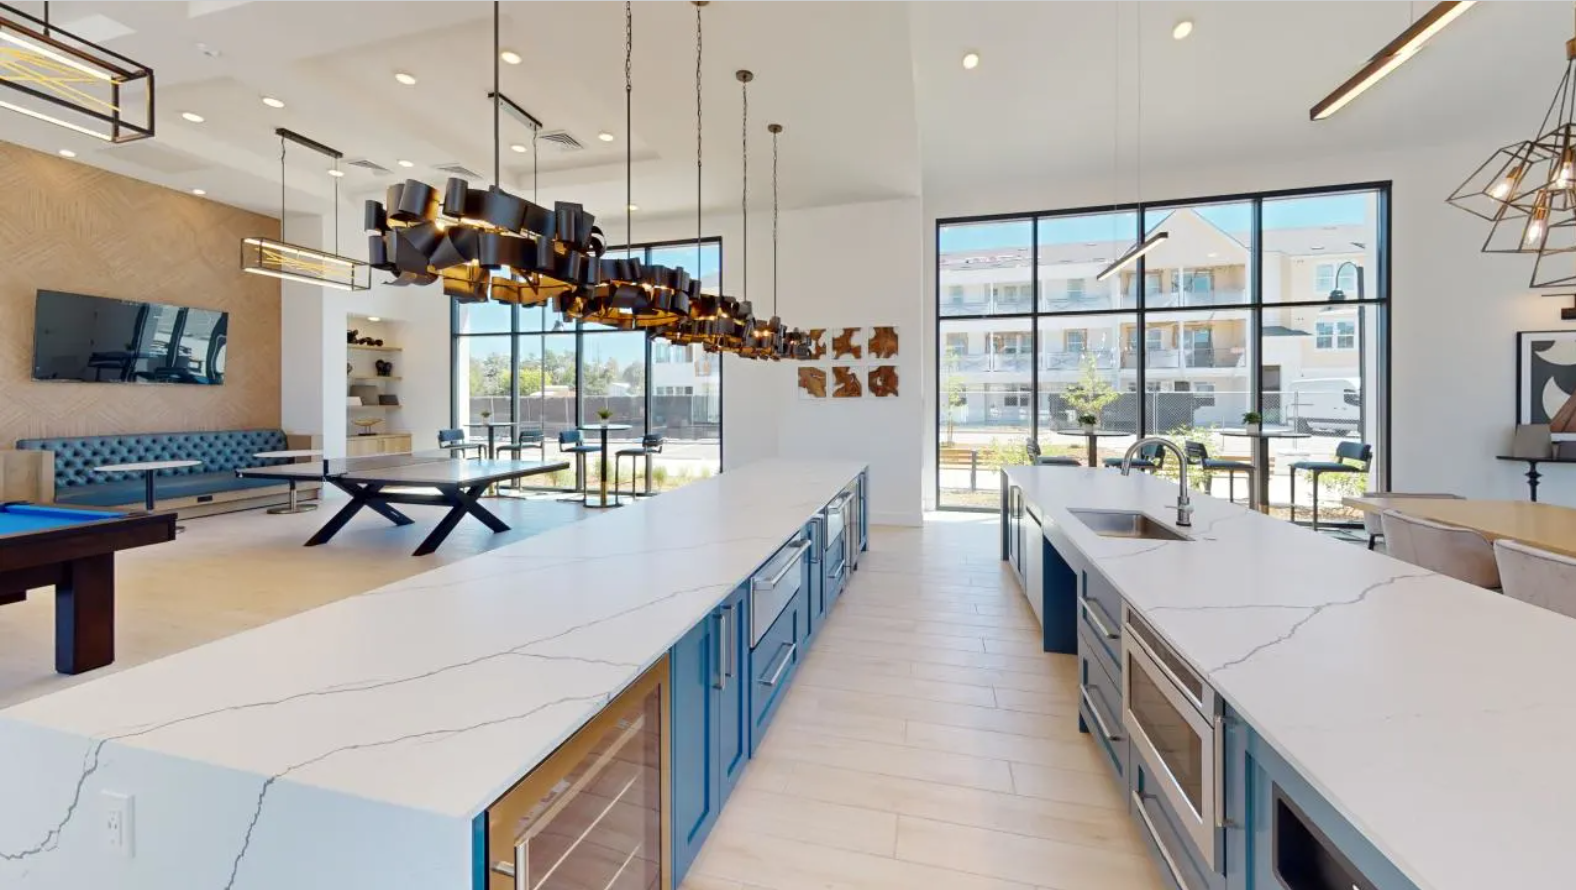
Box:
(803, 519, 827, 641)
(671, 584, 748, 885)
(749, 582, 804, 754)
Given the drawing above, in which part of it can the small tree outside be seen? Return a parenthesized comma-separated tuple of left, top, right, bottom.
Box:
(1061, 354, 1119, 426)
(942, 351, 966, 445)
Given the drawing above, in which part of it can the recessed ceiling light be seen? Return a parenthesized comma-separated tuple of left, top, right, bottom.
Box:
(328, 168, 345, 177)
(261, 96, 285, 109)
(196, 42, 222, 59)
(367, 316, 381, 322)
(181, 111, 205, 123)
(962, 51, 980, 70)
(500, 50, 521, 65)
(627, 203, 639, 212)
(192, 188, 206, 196)
(510, 143, 527, 153)
(1172, 20, 1194, 40)
(1310, 245, 1326, 251)
(397, 159, 414, 168)
(1207, 252, 1218, 258)
(394, 72, 417, 86)
(57, 148, 75, 158)
(597, 131, 615, 142)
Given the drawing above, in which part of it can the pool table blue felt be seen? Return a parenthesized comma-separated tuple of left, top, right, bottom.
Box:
(0, 503, 129, 535)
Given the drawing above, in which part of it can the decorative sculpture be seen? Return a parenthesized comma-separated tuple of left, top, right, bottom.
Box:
(869, 365, 899, 397)
(869, 326, 899, 359)
(832, 366, 863, 398)
(797, 367, 827, 399)
(832, 328, 862, 360)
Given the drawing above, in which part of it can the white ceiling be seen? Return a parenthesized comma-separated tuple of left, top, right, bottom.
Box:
(5, 1, 1569, 225)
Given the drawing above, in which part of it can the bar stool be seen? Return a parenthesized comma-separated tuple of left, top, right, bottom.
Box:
(1184, 441, 1252, 504)
(497, 428, 546, 488)
(1025, 436, 1082, 467)
(437, 428, 485, 459)
(1289, 441, 1372, 530)
(1103, 440, 1164, 472)
(615, 434, 665, 498)
(557, 430, 601, 499)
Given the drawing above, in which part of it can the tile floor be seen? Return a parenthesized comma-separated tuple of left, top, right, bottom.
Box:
(681, 514, 1162, 890)
(0, 500, 1161, 890)
(0, 495, 589, 708)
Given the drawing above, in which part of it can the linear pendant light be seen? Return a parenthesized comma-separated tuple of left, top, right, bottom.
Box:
(569, 0, 695, 330)
(367, 1, 605, 305)
(0, 1, 154, 142)
(241, 128, 371, 292)
(1096, 5, 1167, 287)
(1096, 231, 1169, 282)
(1309, 1, 1475, 121)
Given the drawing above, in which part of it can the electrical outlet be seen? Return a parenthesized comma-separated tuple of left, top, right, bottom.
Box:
(101, 791, 133, 857)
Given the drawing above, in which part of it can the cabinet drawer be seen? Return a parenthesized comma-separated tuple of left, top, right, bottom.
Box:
(1078, 576, 1122, 681)
(748, 585, 804, 755)
(1077, 627, 1127, 790)
(1132, 753, 1222, 890)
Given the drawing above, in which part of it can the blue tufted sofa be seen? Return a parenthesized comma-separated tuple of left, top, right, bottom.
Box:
(15, 429, 295, 508)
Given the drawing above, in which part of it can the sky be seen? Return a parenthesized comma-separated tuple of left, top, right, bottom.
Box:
(939, 192, 1374, 253)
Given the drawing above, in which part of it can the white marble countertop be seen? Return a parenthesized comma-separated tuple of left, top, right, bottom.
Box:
(1005, 466, 1576, 890)
(0, 459, 864, 822)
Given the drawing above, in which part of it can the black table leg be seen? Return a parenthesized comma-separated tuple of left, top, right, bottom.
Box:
(1527, 460, 1542, 502)
(304, 482, 412, 546)
(411, 484, 511, 556)
(142, 470, 156, 512)
(1253, 438, 1269, 513)
(56, 553, 114, 675)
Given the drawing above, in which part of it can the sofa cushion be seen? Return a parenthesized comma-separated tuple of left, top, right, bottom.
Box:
(16, 429, 288, 490)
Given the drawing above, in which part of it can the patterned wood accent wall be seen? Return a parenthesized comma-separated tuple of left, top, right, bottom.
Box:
(0, 142, 282, 445)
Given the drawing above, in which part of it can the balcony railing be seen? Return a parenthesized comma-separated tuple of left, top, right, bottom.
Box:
(1143, 288, 1248, 308)
(1040, 349, 1118, 371)
(1123, 346, 1238, 369)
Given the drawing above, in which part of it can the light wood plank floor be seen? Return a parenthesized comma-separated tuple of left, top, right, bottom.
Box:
(0, 495, 589, 708)
(683, 514, 1162, 890)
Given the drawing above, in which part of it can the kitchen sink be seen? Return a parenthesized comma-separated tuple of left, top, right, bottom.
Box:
(1067, 508, 1190, 541)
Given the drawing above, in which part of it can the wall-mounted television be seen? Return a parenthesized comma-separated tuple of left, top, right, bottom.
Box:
(32, 290, 228, 385)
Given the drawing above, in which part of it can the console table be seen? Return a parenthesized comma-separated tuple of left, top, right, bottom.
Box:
(1496, 454, 1576, 502)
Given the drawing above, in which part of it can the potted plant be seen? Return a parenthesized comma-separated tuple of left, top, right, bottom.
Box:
(596, 407, 613, 423)
(1078, 413, 1099, 433)
(479, 408, 492, 423)
(1242, 411, 1261, 435)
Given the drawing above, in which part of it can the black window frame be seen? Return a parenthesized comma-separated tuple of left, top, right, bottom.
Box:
(451, 235, 725, 488)
(934, 181, 1392, 513)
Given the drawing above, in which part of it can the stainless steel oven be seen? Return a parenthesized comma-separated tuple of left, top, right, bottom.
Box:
(1122, 604, 1224, 873)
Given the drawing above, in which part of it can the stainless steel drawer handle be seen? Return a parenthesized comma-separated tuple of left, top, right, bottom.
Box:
(753, 541, 811, 590)
(1126, 621, 1206, 714)
(759, 642, 796, 687)
(1079, 686, 1122, 742)
(714, 607, 730, 691)
(1132, 790, 1190, 890)
(1078, 595, 1119, 641)
(829, 491, 854, 508)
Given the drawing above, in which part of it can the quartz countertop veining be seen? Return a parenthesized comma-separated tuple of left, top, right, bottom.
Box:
(0, 459, 865, 832)
(1005, 466, 1576, 890)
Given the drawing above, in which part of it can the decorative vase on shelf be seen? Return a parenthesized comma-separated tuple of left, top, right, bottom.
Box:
(353, 418, 383, 437)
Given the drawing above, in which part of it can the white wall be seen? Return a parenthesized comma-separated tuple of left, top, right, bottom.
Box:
(923, 138, 1576, 509)
(605, 197, 926, 525)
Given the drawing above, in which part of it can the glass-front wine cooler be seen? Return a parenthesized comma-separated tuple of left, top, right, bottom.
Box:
(482, 657, 670, 890)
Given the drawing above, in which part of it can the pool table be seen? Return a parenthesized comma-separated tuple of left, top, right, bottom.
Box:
(0, 503, 177, 675)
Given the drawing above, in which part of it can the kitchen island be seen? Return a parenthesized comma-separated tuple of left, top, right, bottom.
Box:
(0, 459, 867, 890)
(1003, 465, 1576, 890)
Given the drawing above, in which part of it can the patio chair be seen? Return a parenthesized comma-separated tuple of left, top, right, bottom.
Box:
(1026, 437, 1081, 467)
(437, 428, 485, 459)
(1103, 440, 1163, 472)
(1289, 441, 1372, 531)
(1184, 441, 1252, 504)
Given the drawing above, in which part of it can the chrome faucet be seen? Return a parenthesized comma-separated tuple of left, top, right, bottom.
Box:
(1120, 437, 1192, 527)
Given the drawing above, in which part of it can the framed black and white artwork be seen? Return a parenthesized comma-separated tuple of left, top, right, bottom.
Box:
(1517, 330, 1576, 439)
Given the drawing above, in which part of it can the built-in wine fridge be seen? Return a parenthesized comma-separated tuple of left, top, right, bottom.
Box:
(482, 657, 670, 890)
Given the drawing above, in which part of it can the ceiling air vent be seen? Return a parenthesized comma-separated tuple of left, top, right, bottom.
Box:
(539, 131, 584, 152)
(434, 162, 485, 180)
(346, 158, 391, 175)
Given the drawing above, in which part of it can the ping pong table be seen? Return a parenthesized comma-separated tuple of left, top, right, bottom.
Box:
(237, 451, 570, 556)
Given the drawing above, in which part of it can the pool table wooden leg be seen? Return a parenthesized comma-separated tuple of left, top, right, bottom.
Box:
(55, 554, 114, 675)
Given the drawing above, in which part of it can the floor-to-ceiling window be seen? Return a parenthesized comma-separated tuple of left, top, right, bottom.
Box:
(451, 237, 723, 493)
(936, 184, 1388, 517)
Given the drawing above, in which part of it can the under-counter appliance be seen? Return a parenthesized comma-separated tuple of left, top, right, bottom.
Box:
(1273, 787, 1377, 890)
(823, 489, 854, 589)
(1122, 605, 1225, 873)
(843, 478, 861, 570)
(750, 533, 812, 648)
(483, 657, 670, 890)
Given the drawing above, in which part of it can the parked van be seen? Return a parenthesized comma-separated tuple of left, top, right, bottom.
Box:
(1279, 377, 1361, 434)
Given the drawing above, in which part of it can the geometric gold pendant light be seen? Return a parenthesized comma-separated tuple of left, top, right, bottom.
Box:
(1448, 5, 1576, 287)
(241, 128, 371, 292)
(0, 2, 154, 142)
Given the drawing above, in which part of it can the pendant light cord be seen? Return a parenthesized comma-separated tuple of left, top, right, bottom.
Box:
(696, 2, 704, 275)
(625, 1, 633, 249)
(493, 0, 501, 188)
(771, 125, 779, 317)
(741, 72, 749, 309)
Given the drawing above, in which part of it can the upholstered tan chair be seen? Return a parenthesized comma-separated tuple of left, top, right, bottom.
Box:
(1361, 491, 1463, 550)
(1495, 539, 1576, 618)
(1379, 510, 1500, 589)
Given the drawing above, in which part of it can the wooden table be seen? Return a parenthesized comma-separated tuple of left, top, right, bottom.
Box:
(1341, 496, 1576, 559)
